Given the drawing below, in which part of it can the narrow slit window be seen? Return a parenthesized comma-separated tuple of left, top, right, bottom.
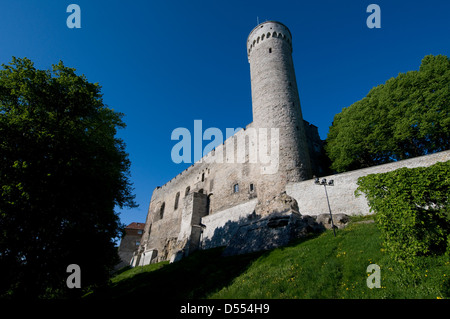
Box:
(233, 184, 239, 193)
(159, 202, 165, 219)
(174, 192, 180, 210)
(269, 48, 272, 53)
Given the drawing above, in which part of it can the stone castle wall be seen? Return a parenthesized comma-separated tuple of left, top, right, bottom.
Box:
(141, 123, 266, 262)
(134, 21, 449, 266)
(286, 150, 450, 216)
(140, 117, 324, 263)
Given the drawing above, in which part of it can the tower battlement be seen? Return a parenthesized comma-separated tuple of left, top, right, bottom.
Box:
(247, 21, 293, 59)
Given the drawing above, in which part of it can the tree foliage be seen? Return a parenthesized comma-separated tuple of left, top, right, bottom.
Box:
(356, 161, 450, 269)
(326, 55, 450, 172)
(0, 57, 136, 298)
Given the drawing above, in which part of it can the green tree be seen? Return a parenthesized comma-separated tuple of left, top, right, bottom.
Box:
(0, 57, 137, 298)
(325, 54, 450, 172)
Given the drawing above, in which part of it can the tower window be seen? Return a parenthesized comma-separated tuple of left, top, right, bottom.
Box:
(233, 184, 239, 193)
(185, 186, 190, 196)
(174, 192, 180, 210)
(159, 202, 165, 220)
(269, 48, 272, 53)
(202, 173, 205, 182)
(250, 184, 255, 192)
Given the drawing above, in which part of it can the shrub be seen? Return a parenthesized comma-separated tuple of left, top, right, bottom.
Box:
(356, 160, 450, 267)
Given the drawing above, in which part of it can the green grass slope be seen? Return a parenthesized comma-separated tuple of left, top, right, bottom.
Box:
(90, 218, 450, 299)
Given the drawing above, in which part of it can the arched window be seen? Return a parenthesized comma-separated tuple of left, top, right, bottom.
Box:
(185, 186, 190, 196)
(267, 32, 271, 38)
(174, 192, 180, 210)
(233, 184, 239, 193)
(273, 31, 277, 37)
(159, 202, 165, 220)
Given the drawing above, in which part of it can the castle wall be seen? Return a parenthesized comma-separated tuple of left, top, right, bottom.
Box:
(138, 21, 331, 264)
(141, 123, 271, 262)
(201, 198, 259, 250)
(303, 120, 330, 176)
(136, 21, 450, 265)
(286, 150, 450, 216)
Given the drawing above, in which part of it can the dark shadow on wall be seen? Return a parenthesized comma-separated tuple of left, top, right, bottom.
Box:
(202, 212, 326, 257)
(200, 212, 261, 251)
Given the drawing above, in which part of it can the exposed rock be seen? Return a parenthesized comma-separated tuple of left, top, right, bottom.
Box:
(222, 192, 325, 256)
(254, 191, 300, 217)
(316, 213, 350, 230)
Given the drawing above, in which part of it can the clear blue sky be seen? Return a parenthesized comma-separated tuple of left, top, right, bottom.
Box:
(1, 0, 449, 227)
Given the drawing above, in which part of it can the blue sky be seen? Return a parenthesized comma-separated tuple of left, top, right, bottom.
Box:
(1, 0, 449, 227)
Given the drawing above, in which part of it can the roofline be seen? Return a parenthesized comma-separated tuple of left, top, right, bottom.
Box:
(125, 222, 145, 230)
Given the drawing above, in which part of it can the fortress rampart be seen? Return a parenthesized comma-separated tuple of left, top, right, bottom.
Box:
(130, 20, 450, 266)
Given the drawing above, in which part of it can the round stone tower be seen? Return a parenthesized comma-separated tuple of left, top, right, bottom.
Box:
(247, 21, 312, 194)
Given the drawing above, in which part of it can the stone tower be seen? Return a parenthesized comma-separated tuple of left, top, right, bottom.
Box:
(247, 21, 312, 197)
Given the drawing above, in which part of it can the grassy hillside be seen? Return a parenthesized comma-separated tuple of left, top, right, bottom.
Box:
(89, 217, 450, 299)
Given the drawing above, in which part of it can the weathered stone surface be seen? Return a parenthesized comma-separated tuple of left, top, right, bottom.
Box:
(221, 192, 324, 256)
(201, 199, 258, 250)
(222, 212, 324, 256)
(254, 191, 299, 217)
(316, 213, 350, 230)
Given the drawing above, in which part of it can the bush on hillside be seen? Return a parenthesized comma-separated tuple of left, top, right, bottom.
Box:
(356, 160, 450, 267)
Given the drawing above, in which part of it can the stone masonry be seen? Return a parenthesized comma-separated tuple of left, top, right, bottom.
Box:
(131, 21, 450, 266)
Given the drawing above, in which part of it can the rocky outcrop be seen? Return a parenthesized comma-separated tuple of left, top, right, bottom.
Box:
(316, 213, 350, 230)
(222, 192, 325, 256)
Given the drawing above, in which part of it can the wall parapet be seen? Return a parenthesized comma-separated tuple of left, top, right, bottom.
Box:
(286, 150, 450, 216)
